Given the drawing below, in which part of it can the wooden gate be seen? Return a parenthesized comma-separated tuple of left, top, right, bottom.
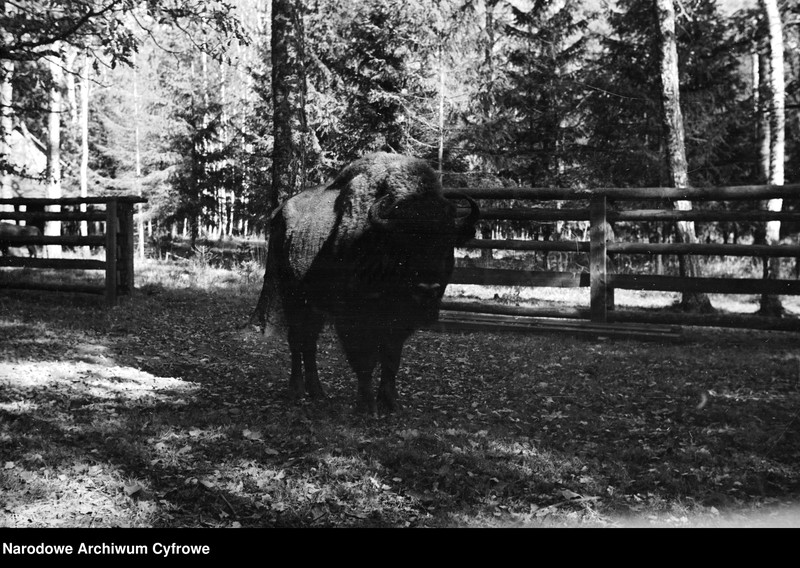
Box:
(0, 196, 145, 305)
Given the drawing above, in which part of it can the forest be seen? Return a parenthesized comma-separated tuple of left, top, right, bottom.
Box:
(5, 0, 800, 533)
(2, 0, 798, 247)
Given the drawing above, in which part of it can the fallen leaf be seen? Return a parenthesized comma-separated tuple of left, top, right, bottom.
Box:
(125, 483, 143, 497)
(243, 429, 263, 441)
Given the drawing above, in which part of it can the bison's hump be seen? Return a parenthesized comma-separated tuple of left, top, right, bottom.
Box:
(283, 185, 339, 280)
(328, 152, 440, 201)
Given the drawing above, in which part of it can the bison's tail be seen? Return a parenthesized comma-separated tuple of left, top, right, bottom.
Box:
(246, 223, 288, 338)
(246, 277, 285, 338)
(245, 305, 267, 333)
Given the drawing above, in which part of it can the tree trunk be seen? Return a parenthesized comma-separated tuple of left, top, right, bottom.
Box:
(0, 1, 12, 211)
(758, 0, 785, 317)
(478, 0, 498, 265)
(201, 49, 216, 239)
(64, 46, 79, 126)
(755, 50, 771, 184)
(269, 0, 307, 209)
(250, 0, 308, 328)
(483, 0, 498, 100)
(0, 58, 12, 212)
(438, 42, 445, 179)
(133, 51, 145, 260)
(46, 50, 63, 259)
(654, 0, 712, 312)
(79, 51, 90, 239)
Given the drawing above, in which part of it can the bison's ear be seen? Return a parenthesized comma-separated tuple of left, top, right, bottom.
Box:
(450, 194, 480, 244)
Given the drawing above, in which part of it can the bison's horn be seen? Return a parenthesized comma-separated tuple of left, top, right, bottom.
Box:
(449, 193, 480, 234)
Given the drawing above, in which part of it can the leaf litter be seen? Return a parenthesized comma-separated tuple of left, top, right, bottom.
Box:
(1, 279, 800, 527)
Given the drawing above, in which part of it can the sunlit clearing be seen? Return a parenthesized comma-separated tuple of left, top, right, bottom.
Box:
(0, 361, 197, 404)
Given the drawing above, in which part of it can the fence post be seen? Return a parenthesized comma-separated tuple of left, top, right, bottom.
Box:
(105, 198, 118, 306)
(116, 202, 135, 294)
(590, 195, 609, 323)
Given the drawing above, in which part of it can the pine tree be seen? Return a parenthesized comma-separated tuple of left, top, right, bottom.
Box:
(587, 0, 750, 189)
(496, 0, 593, 187)
(306, 0, 439, 164)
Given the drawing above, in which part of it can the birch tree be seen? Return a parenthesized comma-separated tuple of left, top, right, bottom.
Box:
(132, 51, 145, 259)
(1, 2, 14, 211)
(654, 0, 712, 312)
(79, 50, 90, 239)
(0, 58, 12, 211)
(45, 48, 63, 258)
(758, 0, 785, 316)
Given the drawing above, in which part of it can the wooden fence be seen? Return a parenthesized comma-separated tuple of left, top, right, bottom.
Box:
(0, 196, 145, 305)
(440, 183, 800, 335)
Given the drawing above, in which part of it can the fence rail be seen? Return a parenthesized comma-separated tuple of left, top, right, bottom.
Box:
(441, 184, 800, 333)
(444, 182, 800, 201)
(0, 196, 144, 305)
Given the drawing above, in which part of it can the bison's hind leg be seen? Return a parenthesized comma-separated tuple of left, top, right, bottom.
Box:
(287, 311, 326, 401)
(336, 323, 380, 416)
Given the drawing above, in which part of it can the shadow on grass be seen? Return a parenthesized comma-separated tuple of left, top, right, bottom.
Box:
(2, 282, 800, 527)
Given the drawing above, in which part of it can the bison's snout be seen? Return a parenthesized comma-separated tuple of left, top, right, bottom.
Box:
(416, 282, 441, 294)
(411, 282, 444, 323)
(412, 281, 443, 307)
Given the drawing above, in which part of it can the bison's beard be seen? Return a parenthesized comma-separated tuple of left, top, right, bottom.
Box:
(348, 290, 443, 333)
(411, 293, 444, 325)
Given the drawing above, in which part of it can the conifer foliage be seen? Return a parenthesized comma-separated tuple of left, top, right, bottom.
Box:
(1, 0, 796, 245)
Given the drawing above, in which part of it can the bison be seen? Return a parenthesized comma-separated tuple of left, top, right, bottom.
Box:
(254, 152, 479, 414)
(0, 222, 41, 258)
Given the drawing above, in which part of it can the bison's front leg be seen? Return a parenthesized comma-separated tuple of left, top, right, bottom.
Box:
(287, 346, 325, 400)
(377, 338, 405, 413)
(288, 347, 305, 401)
(350, 352, 379, 416)
(337, 323, 379, 415)
(354, 368, 378, 416)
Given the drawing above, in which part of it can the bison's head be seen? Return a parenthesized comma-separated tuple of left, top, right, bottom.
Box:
(368, 192, 479, 245)
(358, 192, 479, 322)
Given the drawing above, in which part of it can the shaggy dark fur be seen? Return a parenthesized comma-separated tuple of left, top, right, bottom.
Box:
(258, 153, 479, 414)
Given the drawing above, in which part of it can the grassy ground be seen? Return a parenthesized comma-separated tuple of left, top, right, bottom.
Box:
(1, 258, 800, 528)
